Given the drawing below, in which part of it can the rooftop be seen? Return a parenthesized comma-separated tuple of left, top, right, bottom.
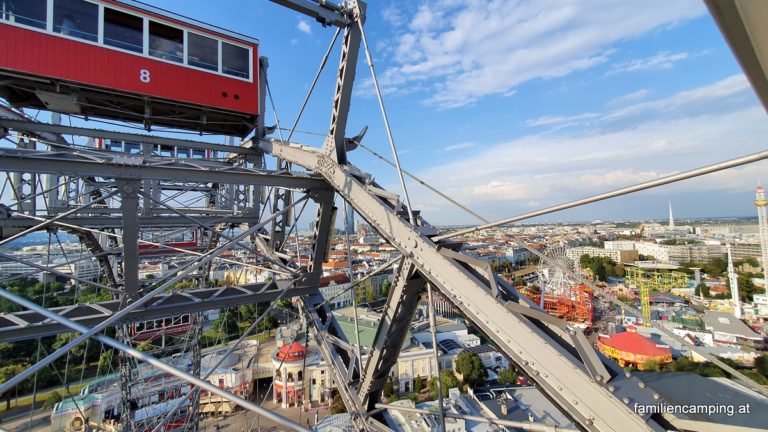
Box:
(462, 345, 497, 355)
(634, 372, 768, 431)
(599, 331, 671, 357)
(474, 386, 574, 428)
(701, 311, 762, 340)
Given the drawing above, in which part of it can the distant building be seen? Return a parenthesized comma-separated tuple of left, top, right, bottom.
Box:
(318, 273, 353, 309)
(751, 294, 768, 317)
(566, 246, 638, 264)
(470, 386, 575, 429)
(701, 311, 763, 347)
(456, 345, 509, 370)
(730, 241, 763, 261)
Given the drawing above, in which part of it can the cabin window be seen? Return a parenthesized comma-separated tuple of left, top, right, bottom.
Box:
(159, 145, 174, 157)
(124, 141, 140, 154)
(1, 0, 47, 29)
(188, 32, 218, 72)
(222, 42, 249, 79)
(53, 0, 98, 42)
(104, 7, 142, 53)
(105, 139, 122, 151)
(191, 149, 206, 159)
(149, 21, 183, 63)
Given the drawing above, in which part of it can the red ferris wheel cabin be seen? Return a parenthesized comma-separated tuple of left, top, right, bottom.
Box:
(0, 0, 260, 136)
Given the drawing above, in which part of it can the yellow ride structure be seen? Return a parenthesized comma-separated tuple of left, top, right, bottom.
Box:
(625, 268, 688, 326)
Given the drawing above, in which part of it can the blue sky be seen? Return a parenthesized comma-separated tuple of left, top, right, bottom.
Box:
(105, 1, 768, 224)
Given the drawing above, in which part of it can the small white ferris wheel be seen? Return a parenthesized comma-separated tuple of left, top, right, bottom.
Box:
(537, 244, 578, 299)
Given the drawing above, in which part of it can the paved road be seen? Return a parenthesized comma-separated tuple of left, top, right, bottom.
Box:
(0, 403, 330, 432)
(199, 401, 330, 431)
(0, 408, 49, 432)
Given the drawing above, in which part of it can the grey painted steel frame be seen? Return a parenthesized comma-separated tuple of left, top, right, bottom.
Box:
(258, 138, 657, 432)
(0, 281, 317, 343)
(0, 148, 330, 190)
(0, 119, 257, 155)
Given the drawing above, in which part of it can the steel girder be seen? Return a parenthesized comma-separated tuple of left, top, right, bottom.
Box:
(0, 148, 330, 190)
(358, 260, 422, 410)
(0, 118, 255, 155)
(0, 280, 316, 343)
(258, 138, 661, 432)
(0, 215, 254, 229)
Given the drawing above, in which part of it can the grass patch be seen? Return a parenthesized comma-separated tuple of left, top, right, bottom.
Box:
(0, 382, 87, 413)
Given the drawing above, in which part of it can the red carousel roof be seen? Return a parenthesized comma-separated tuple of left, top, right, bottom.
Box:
(275, 342, 307, 362)
(600, 331, 671, 357)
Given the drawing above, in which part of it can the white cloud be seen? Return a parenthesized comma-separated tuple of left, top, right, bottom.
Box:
(607, 51, 689, 75)
(376, 0, 705, 108)
(607, 89, 651, 106)
(381, 4, 407, 26)
(442, 141, 477, 152)
(297, 20, 312, 35)
(408, 75, 768, 223)
(526, 113, 600, 127)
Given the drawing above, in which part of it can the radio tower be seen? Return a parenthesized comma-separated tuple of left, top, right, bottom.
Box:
(756, 183, 768, 288)
(668, 201, 675, 229)
(727, 244, 742, 318)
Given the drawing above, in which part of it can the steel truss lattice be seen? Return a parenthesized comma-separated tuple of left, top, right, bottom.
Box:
(1, 1, 768, 432)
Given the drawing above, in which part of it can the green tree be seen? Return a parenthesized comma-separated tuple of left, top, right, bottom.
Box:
(428, 371, 460, 399)
(671, 357, 697, 372)
(383, 376, 394, 398)
(498, 368, 518, 385)
(366, 285, 377, 302)
(1, 363, 28, 409)
(330, 394, 347, 414)
(212, 309, 240, 339)
(276, 298, 293, 309)
(97, 349, 115, 376)
(703, 257, 727, 277)
(642, 360, 660, 372)
(755, 354, 768, 378)
(54, 332, 100, 361)
(455, 351, 488, 387)
(238, 303, 260, 323)
(696, 363, 726, 378)
(736, 274, 759, 302)
(407, 392, 419, 403)
(579, 254, 592, 270)
(380, 279, 391, 299)
(414, 375, 423, 393)
(258, 314, 278, 334)
(741, 370, 768, 385)
(514, 276, 525, 287)
(43, 391, 63, 409)
(694, 283, 710, 298)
